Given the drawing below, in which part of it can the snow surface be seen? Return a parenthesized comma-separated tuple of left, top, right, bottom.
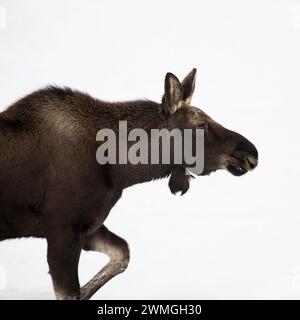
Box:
(0, 0, 300, 299)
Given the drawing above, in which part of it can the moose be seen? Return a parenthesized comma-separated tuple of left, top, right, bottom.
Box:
(0, 69, 258, 299)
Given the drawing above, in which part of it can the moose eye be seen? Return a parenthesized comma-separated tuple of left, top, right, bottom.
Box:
(196, 123, 207, 130)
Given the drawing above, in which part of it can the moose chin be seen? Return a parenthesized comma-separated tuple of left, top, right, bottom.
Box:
(0, 68, 258, 299)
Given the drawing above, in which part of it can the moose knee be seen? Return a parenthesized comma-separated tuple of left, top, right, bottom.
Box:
(84, 226, 130, 273)
(108, 239, 130, 273)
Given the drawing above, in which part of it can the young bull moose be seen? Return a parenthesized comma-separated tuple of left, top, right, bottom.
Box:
(0, 69, 258, 299)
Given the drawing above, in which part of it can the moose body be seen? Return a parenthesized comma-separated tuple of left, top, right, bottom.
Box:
(0, 69, 258, 299)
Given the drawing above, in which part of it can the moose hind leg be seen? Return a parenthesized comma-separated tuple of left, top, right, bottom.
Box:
(80, 225, 130, 300)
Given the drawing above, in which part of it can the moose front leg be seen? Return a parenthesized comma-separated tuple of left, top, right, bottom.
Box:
(46, 226, 82, 300)
(80, 225, 130, 300)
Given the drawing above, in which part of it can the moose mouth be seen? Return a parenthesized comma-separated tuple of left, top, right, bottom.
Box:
(226, 155, 257, 176)
(226, 163, 248, 176)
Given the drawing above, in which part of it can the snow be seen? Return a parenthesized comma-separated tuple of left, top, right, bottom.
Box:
(0, 0, 300, 299)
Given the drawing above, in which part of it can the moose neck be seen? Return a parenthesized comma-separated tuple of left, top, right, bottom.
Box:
(94, 99, 177, 189)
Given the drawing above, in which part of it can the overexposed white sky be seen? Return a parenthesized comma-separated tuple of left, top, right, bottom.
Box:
(0, 0, 300, 299)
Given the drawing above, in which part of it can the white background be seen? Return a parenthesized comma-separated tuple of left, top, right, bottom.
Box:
(0, 0, 300, 299)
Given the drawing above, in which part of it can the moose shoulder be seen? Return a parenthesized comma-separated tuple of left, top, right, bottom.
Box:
(0, 69, 258, 299)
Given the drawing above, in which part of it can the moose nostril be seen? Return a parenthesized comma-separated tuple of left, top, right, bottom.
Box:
(235, 140, 258, 160)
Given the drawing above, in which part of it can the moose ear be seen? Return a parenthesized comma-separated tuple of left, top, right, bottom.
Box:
(181, 68, 197, 105)
(163, 72, 183, 114)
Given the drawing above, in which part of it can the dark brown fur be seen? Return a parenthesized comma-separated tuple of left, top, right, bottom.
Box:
(0, 69, 258, 299)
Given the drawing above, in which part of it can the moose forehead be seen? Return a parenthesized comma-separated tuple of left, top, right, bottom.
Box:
(169, 105, 214, 127)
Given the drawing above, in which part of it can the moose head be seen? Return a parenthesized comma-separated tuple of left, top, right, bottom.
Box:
(161, 68, 258, 179)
